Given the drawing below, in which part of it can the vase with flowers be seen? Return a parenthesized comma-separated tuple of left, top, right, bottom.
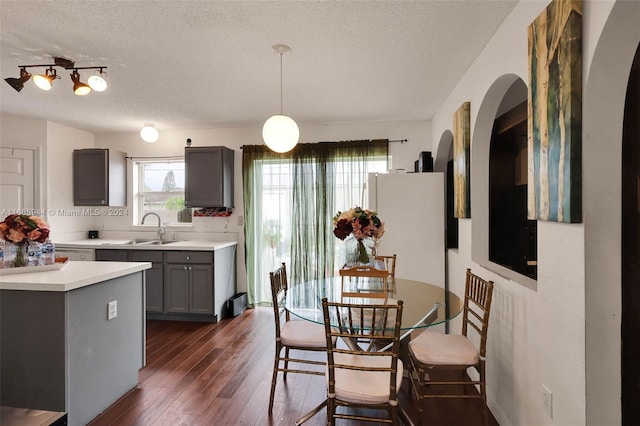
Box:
(0, 214, 50, 267)
(333, 207, 385, 265)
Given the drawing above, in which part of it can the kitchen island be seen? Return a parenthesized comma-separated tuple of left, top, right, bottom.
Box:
(0, 261, 151, 426)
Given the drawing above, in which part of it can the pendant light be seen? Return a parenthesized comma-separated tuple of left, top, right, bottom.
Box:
(262, 44, 299, 153)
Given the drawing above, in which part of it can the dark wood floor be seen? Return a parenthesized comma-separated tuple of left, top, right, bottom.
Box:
(89, 308, 498, 425)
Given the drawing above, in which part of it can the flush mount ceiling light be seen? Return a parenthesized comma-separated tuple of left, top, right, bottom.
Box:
(140, 123, 159, 143)
(4, 57, 107, 96)
(262, 44, 299, 153)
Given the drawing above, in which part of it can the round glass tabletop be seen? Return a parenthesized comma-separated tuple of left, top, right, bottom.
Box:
(284, 276, 462, 331)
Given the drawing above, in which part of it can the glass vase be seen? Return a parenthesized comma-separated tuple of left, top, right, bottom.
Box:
(356, 239, 370, 264)
(14, 242, 28, 267)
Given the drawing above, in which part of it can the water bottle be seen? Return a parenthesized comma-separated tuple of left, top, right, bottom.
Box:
(28, 241, 43, 266)
(42, 238, 55, 265)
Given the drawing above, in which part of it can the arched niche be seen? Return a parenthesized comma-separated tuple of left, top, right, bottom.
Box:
(470, 73, 537, 289)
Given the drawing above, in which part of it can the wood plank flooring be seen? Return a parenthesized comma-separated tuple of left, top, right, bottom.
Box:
(89, 308, 498, 425)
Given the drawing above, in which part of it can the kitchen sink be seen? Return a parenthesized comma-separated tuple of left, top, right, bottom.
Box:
(104, 239, 175, 246)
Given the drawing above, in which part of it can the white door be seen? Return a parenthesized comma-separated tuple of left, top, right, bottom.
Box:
(0, 147, 35, 211)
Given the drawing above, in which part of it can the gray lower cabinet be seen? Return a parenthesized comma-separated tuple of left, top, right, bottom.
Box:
(95, 247, 234, 322)
(164, 251, 214, 315)
(129, 251, 164, 313)
(95, 249, 164, 313)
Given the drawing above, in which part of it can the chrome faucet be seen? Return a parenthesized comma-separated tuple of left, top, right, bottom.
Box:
(141, 212, 166, 240)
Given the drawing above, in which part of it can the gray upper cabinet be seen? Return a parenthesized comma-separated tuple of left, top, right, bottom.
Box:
(73, 149, 126, 206)
(185, 146, 234, 208)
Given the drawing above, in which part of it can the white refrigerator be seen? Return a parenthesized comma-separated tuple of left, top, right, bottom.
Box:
(367, 172, 445, 287)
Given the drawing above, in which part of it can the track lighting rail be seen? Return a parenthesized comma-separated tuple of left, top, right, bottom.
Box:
(4, 56, 108, 95)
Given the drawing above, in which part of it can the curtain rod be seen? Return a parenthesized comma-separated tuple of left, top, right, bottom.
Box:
(241, 139, 407, 149)
(125, 155, 184, 161)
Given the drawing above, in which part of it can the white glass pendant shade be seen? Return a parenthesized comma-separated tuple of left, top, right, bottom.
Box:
(140, 124, 159, 143)
(33, 74, 53, 91)
(262, 114, 299, 153)
(88, 72, 107, 91)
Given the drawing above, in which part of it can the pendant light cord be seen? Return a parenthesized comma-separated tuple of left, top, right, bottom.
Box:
(279, 52, 284, 115)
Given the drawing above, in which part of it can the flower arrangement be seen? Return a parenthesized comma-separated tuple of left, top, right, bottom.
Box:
(0, 214, 50, 244)
(0, 214, 50, 267)
(333, 207, 384, 264)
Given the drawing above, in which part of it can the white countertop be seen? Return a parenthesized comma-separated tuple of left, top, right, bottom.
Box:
(0, 261, 151, 292)
(55, 239, 237, 251)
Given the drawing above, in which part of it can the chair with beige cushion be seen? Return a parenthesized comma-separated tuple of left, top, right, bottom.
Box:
(408, 268, 494, 425)
(268, 262, 327, 414)
(297, 297, 404, 425)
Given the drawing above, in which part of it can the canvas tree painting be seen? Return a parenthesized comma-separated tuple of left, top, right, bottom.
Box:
(453, 101, 471, 218)
(527, 0, 582, 223)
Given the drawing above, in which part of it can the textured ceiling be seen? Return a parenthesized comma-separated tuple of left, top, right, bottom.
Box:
(0, 0, 518, 134)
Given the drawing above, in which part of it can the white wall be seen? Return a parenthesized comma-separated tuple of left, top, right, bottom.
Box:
(45, 121, 96, 238)
(431, 1, 638, 425)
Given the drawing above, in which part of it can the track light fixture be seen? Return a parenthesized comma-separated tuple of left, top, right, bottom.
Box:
(4, 68, 32, 92)
(4, 57, 107, 96)
(33, 67, 57, 91)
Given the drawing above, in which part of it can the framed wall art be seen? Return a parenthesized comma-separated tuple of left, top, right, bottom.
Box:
(527, 0, 582, 223)
(453, 101, 471, 219)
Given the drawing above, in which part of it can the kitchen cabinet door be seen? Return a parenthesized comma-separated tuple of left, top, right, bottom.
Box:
(95, 249, 128, 262)
(189, 264, 214, 314)
(129, 250, 164, 313)
(164, 264, 190, 313)
(185, 146, 234, 208)
(73, 149, 126, 206)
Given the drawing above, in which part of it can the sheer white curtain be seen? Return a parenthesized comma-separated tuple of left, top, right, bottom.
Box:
(242, 141, 388, 306)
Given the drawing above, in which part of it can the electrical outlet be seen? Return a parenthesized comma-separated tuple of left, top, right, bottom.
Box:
(237, 216, 244, 226)
(543, 385, 553, 418)
(107, 300, 117, 320)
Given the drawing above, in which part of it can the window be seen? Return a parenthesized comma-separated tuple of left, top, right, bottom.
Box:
(135, 160, 188, 225)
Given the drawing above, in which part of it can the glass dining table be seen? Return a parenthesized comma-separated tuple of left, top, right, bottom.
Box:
(285, 275, 463, 426)
(284, 275, 463, 339)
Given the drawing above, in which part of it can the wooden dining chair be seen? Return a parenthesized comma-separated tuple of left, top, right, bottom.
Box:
(375, 254, 397, 279)
(408, 268, 494, 425)
(339, 264, 389, 298)
(297, 297, 404, 425)
(268, 262, 327, 414)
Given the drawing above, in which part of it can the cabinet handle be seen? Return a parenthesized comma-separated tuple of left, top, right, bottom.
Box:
(186, 256, 190, 260)
(188, 266, 192, 271)
(184, 266, 188, 270)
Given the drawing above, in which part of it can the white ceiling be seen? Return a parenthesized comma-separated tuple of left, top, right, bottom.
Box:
(0, 0, 518, 135)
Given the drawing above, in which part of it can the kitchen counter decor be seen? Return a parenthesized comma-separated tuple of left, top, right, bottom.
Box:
(0, 214, 50, 268)
(333, 207, 385, 265)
